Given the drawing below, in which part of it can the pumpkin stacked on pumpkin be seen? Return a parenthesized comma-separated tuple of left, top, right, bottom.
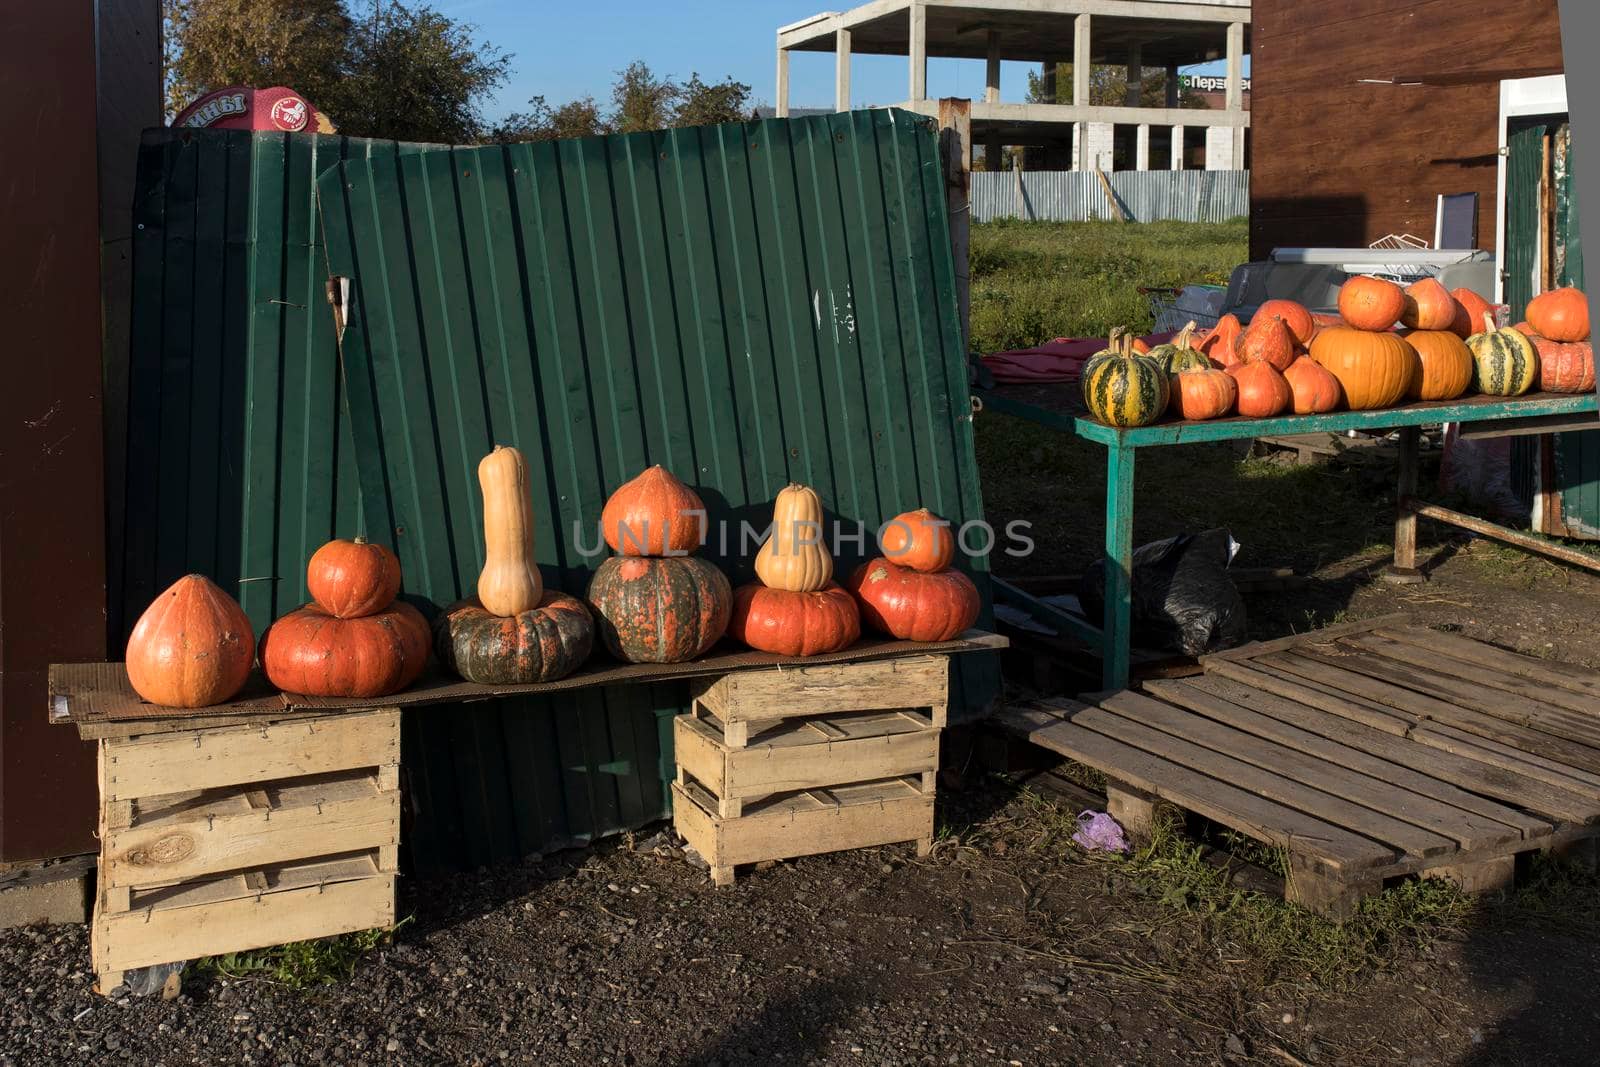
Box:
(728, 484, 861, 656)
(1307, 276, 1421, 410)
(1517, 286, 1593, 394)
(586, 465, 732, 663)
(848, 509, 981, 642)
(261, 537, 431, 699)
(435, 445, 596, 684)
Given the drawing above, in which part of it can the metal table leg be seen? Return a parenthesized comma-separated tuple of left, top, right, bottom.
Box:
(1384, 425, 1425, 584)
(1101, 442, 1135, 691)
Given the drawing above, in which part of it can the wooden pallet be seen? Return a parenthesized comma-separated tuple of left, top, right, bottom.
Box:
(92, 708, 400, 993)
(673, 655, 945, 885)
(998, 615, 1600, 918)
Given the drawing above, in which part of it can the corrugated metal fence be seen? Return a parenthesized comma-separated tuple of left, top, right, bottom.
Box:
(971, 169, 1249, 223)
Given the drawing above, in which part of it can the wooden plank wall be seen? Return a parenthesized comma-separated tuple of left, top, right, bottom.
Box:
(1249, 0, 1565, 261)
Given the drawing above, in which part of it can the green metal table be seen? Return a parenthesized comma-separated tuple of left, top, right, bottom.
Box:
(976, 388, 1600, 690)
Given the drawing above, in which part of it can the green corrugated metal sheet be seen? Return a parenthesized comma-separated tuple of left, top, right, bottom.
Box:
(316, 111, 998, 867)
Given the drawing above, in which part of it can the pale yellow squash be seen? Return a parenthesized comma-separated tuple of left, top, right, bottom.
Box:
(754, 484, 832, 592)
(476, 445, 544, 616)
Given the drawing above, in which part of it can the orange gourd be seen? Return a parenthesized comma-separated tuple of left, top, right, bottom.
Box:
(261, 602, 430, 699)
(1401, 278, 1459, 331)
(1526, 286, 1591, 342)
(1530, 335, 1595, 393)
(1233, 314, 1297, 372)
(1254, 300, 1314, 346)
(848, 559, 980, 642)
(1450, 287, 1495, 339)
(1171, 366, 1237, 421)
(477, 445, 544, 616)
(307, 537, 402, 619)
(1338, 276, 1405, 332)
(125, 575, 256, 708)
(601, 465, 707, 557)
(1401, 330, 1473, 401)
(728, 582, 860, 656)
(1309, 327, 1417, 410)
(1197, 314, 1243, 366)
(753, 484, 832, 592)
(1282, 356, 1342, 414)
(879, 508, 957, 573)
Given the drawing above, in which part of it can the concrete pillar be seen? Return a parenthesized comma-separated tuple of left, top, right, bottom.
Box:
(776, 46, 790, 117)
(909, 0, 927, 103)
(1087, 122, 1114, 171)
(1205, 126, 1234, 170)
(835, 26, 851, 112)
(1125, 43, 1142, 107)
(1073, 13, 1091, 106)
(1135, 123, 1150, 170)
(985, 30, 1001, 104)
(1172, 125, 1185, 170)
(1041, 61, 1057, 104)
(1225, 22, 1244, 112)
(1165, 62, 1179, 107)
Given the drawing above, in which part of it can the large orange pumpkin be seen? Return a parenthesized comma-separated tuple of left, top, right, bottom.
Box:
(307, 537, 402, 619)
(1197, 314, 1243, 367)
(1449, 287, 1495, 340)
(1531, 335, 1595, 393)
(1282, 356, 1342, 414)
(1233, 314, 1297, 372)
(879, 508, 956, 573)
(1254, 300, 1314, 346)
(1400, 330, 1473, 401)
(848, 558, 980, 642)
(1400, 278, 1459, 331)
(587, 555, 731, 663)
(125, 575, 256, 707)
(1526, 287, 1590, 342)
(729, 582, 860, 656)
(1337, 276, 1405, 331)
(261, 601, 430, 699)
(1171, 366, 1237, 421)
(601, 465, 707, 557)
(1226, 358, 1291, 418)
(1309, 327, 1417, 410)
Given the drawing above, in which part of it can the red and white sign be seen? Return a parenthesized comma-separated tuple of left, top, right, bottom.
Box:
(171, 86, 335, 134)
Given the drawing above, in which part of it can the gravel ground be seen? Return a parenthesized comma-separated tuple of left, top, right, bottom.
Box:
(4, 779, 1598, 1066)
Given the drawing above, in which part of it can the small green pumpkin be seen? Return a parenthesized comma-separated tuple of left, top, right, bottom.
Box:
(1082, 329, 1171, 428)
(1466, 311, 1539, 396)
(1146, 321, 1212, 376)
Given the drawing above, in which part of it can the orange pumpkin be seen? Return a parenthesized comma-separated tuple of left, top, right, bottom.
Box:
(306, 537, 402, 619)
(879, 508, 956, 573)
(1309, 327, 1418, 410)
(1531, 335, 1595, 393)
(1450, 287, 1495, 340)
(601, 465, 707, 557)
(1282, 356, 1342, 414)
(1401, 330, 1473, 401)
(1171, 366, 1237, 421)
(729, 582, 861, 656)
(1526, 287, 1590, 342)
(1128, 337, 1151, 354)
(1401, 278, 1459, 331)
(1197, 314, 1243, 366)
(261, 601, 431, 699)
(1254, 300, 1314, 346)
(1234, 314, 1297, 371)
(848, 559, 980, 642)
(125, 575, 256, 708)
(1337, 275, 1405, 332)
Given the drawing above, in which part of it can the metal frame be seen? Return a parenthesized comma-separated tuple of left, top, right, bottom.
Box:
(978, 389, 1600, 690)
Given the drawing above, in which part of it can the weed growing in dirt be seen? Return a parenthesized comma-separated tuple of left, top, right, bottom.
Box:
(195, 918, 412, 990)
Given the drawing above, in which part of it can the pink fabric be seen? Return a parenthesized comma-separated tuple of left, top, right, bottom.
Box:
(983, 332, 1177, 384)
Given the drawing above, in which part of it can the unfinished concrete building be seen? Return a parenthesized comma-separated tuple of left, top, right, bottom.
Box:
(776, 0, 1250, 171)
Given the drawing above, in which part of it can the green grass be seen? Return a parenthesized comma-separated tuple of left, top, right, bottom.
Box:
(193, 919, 411, 990)
(969, 217, 1246, 354)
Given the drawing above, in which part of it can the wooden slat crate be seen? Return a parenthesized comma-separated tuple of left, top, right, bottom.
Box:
(998, 615, 1600, 919)
(673, 655, 947, 885)
(92, 708, 400, 993)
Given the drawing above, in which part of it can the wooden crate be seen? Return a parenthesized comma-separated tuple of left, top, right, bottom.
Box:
(997, 615, 1600, 919)
(673, 655, 946, 885)
(92, 708, 400, 993)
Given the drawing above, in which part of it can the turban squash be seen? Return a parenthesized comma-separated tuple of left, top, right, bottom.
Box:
(435, 592, 594, 684)
(587, 555, 731, 663)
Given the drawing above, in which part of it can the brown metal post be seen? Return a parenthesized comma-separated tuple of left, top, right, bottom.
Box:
(0, 6, 114, 859)
(939, 98, 972, 355)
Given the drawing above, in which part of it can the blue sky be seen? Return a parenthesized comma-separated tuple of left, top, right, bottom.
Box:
(440, 1, 1246, 121)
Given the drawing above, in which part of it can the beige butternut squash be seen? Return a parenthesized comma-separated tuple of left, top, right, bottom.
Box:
(754, 484, 832, 592)
(476, 445, 543, 616)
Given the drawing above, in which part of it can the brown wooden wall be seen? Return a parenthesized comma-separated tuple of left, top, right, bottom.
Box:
(1250, 0, 1565, 261)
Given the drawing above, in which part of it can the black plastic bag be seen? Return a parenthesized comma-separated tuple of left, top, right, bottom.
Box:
(1078, 528, 1247, 656)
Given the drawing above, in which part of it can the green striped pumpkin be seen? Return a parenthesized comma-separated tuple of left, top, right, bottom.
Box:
(1146, 321, 1212, 376)
(1466, 312, 1539, 396)
(1082, 329, 1171, 427)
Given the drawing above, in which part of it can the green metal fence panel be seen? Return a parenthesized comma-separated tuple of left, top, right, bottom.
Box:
(316, 112, 999, 868)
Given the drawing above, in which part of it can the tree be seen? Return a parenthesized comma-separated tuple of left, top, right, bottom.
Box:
(162, 0, 508, 142)
(610, 61, 679, 135)
(1026, 63, 1209, 109)
(674, 73, 752, 129)
(492, 96, 607, 143)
